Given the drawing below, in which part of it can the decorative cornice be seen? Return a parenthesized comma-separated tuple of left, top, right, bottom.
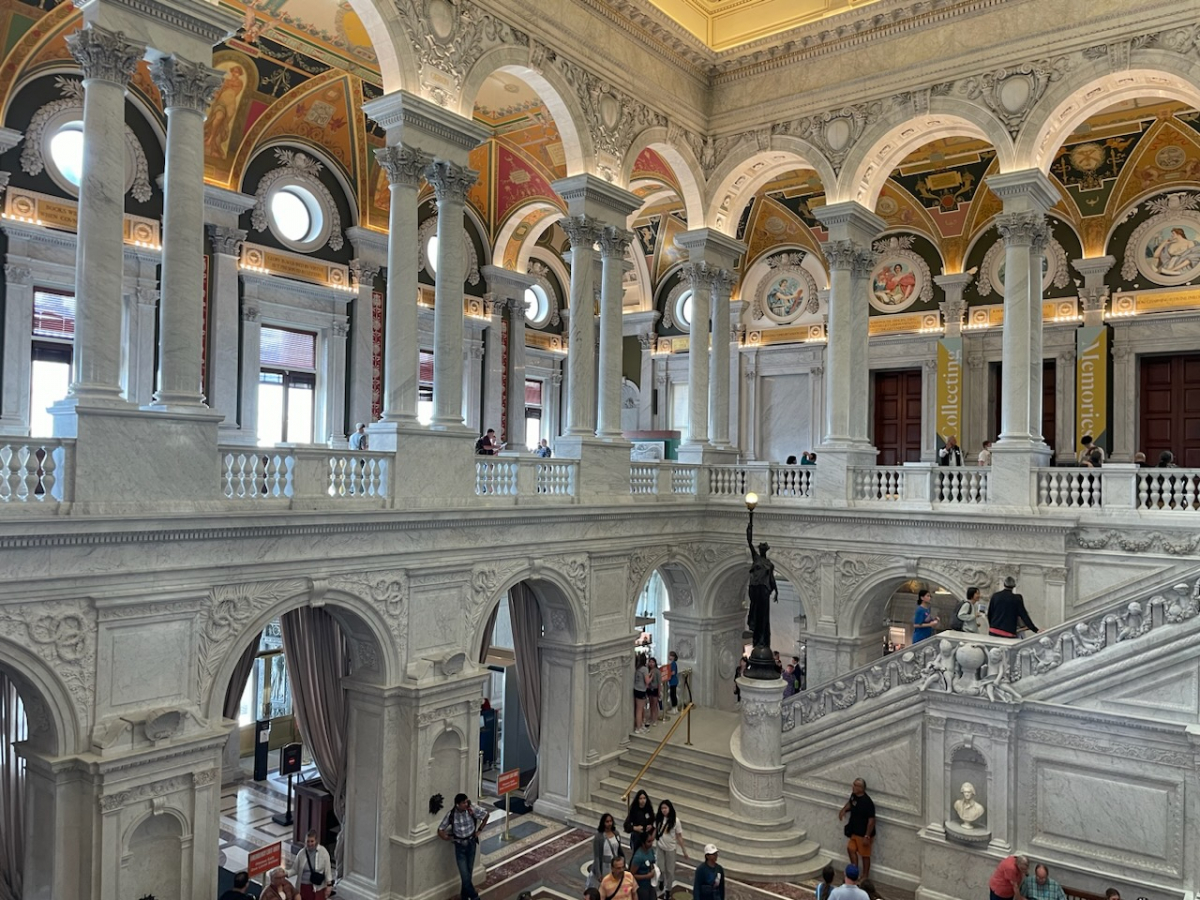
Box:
(74, 0, 240, 47)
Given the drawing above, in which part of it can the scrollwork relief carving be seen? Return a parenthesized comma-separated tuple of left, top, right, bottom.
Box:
(250, 149, 343, 251)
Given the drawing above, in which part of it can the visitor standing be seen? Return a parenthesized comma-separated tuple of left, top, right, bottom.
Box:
(665, 650, 680, 717)
(978, 440, 993, 466)
(437, 793, 490, 900)
(630, 830, 657, 900)
(837, 778, 876, 880)
(535, 438, 552, 458)
(829, 865, 868, 900)
(292, 830, 333, 900)
(692, 845, 725, 900)
(988, 854, 1029, 900)
(938, 436, 964, 466)
(646, 657, 662, 727)
(624, 789, 655, 855)
(590, 813, 623, 891)
(988, 576, 1038, 638)
(349, 423, 368, 450)
(261, 867, 297, 900)
(815, 863, 836, 900)
(219, 871, 252, 900)
(654, 800, 688, 899)
(599, 858, 637, 900)
(912, 590, 939, 643)
(633, 654, 649, 733)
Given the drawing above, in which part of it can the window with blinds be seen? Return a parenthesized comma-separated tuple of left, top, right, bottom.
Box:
(32, 291, 76, 340)
(525, 380, 543, 408)
(260, 326, 317, 371)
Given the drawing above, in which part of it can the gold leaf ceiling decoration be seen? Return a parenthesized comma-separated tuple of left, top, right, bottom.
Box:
(647, 0, 888, 51)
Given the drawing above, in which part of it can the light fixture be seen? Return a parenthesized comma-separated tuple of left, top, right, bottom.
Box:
(745, 492, 758, 511)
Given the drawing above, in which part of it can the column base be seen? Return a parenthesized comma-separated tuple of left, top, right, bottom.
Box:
(988, 442, 1052, 509)
(47, 393, 133, 438)
(145, 388, 208, 410)
(675, 443, 742, 465)
(392, 428, 481, 506)
(558, 435, 637, 500)
(141, 399, 217, 417)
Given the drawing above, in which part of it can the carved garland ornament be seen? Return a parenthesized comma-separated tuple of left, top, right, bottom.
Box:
(417, 215, 481, 285)
(526, 259, 561, 327)
(1120, 192, 1200, 286)
(21, 78, 153, 203)
(957, 59, 1070, 137)
(976, 231, 1070, 298)
(250, 149, 344, 251)
(0, 599, 96, 730)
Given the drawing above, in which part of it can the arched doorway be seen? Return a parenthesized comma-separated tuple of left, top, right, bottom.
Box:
(475, 577, 580, 820)
(206, 595, 392, 896)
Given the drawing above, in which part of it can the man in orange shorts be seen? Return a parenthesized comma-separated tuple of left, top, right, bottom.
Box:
(837, 778, 876, 879)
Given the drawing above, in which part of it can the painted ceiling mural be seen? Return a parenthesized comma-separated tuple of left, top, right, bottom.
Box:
(0, 0, 1198, 327)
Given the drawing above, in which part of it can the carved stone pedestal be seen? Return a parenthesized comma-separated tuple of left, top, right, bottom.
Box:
(729, 675, 788, 823)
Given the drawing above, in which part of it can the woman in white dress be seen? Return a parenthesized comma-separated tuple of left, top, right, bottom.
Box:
(653, 800, 688, 899)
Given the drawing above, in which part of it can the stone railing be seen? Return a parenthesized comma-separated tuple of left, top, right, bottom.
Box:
(771, 465, 813, 499)
(781, 576, 1200, 732)
(1135, 468, 1200, 512)
(851, 465, 906, 501)
(935, 467, 989, 505)
(476, 457, 578, 500)
(328, 451, 390, 499)
(1035, 468, 1101, 509)
(0, 439, 72, 503)
(708, 465, 748, 498)
(220, 447, 294, 500)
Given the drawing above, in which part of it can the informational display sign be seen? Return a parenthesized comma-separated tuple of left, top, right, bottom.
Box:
(936, 335, 963, 448)
(1076, 325, 1109, 450)
(247, 842, 282, 878)
(497, 768, 521, 796)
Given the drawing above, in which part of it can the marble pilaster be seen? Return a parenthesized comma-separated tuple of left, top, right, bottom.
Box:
(237, 292, 263, 446)
(1073, 255, 1115, 460)
(597, 227, 635, 440)
(147, 54, 224, 411)
(476, 295, 503, 439)
(680, 262, 711, 446)
(348, 257, 381, 433)
(203, 197, 251, 440)
(464, 334, 485, 433)
(126, 285, 159, 406)
(0, 263, 33, 433)
(54, 25, 144, 423)
(1055, 348, 1076, 465)
(325, 318, 349, 442)
(636, 330, 656, 431)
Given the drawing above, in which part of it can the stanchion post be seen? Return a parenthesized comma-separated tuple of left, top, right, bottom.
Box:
(501, 791, 513, 842)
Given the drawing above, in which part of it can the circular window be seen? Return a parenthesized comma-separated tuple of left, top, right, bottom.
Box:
(268, 184, 324, 249)
(523, 285, 550, 327)
(48, 122, 84, 187)
(426, 234, 440, 275)
(676, 289, 694, 330)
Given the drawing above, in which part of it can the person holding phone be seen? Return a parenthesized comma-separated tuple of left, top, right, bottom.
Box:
(438, 792, 490, 900)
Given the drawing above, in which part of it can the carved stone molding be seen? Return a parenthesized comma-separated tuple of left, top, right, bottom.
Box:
(375, 144, 432, 188)
(599, 226, 633, 259)
(66, 25, 142, 86)
(418, 215, 481, 285)
(3, 263, 30, 286)
(0, 599, 96, 730)
(150, 55, 225, 114)
(425, 160, 479, 203)
(994, 212, 1048, 248)
(559, 215, 604, 251)
(250, 149, 343, 251)
(957, 58, 1070, 136)
(207, 225, 246, 257)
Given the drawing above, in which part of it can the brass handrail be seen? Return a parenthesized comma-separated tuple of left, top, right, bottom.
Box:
(620, 702, 695, 803)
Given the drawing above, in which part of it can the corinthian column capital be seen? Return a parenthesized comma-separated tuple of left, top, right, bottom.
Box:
(67, 25, 143, 86)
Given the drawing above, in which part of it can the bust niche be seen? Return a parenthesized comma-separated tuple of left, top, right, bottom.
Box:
(945, 745, 991, 846)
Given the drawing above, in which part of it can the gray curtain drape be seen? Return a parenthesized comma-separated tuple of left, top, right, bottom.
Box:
(0, 671, 26, 900)
(224, 635, 261, 720)
(478, 605, 500, 664)
(281, 608, 349, 867)
(508, 583, 542, 804)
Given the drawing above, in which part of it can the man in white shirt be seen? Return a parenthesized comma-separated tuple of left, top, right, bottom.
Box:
(828, 864, 869, 900)
(938, 435, 964, 466)
(350, 423, 368, 451)
(291, 830, 333, 899)
(978, 440, 992, 466)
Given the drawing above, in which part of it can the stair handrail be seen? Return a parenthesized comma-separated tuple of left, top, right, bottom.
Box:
(782, 571, 1200, 732)
(620, 702, 695, 803)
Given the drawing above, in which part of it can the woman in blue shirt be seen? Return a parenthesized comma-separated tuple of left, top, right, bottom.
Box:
(912, 589, 939, 643)
(630, 830, 657, 900)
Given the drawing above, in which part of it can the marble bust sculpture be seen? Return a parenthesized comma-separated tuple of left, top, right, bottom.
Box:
(953, 782, 985, 828)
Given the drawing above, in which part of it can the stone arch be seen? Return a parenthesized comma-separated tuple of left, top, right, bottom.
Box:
(458, 48, 595, 176)
(202, 585, 399, 723)
(621, 126, 706, 227)
(122, 808, 189, 900)
(121, 804, 191, 848)
(470, 563, 586, 653)
(1017, 56, 1200, 172)
(492, 201, 564, 268)
(0, 636, 79, 756)
(837, 102, 1015, 208)
(705, 137, 837, 234)
(344, 0, 419, 94)
(840, 563, 972, 637)
(702, 553, 816, 622)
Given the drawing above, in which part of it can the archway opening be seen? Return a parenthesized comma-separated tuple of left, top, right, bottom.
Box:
(879, 578, 961, 654)
(478, 578, 577, 817)
(211, 602, 386, 893)
(0, 667, 28, 900)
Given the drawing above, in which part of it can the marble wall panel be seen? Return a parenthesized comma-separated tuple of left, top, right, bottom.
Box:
(1075, 658, 1200, 724)
(757, 373, 811, 463)
(98, 617, 193, 712)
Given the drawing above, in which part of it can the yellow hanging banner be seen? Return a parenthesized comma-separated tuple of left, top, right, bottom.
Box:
(936, 336, 963, 447)
(1076, 325, 1109, 449)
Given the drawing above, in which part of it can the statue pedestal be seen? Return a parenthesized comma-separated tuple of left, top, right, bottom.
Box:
(729, 676, 789, 823)
(944, 820, 991, 846)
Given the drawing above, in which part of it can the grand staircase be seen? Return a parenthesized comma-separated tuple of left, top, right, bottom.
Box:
(571, 709, 830, 882)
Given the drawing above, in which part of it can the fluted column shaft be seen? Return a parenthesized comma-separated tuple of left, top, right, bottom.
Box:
(426, 160, 477, 429)
(561, 216, 601, 436)
(377, 145, 429, 422)
(684, 262, 711, 445)
(150, 55, 224, 408)
(709, 270, 735, 447)
(65, 25, 143, 403)
(995, 212, 1047, 444)
(597, 227, 631, 439)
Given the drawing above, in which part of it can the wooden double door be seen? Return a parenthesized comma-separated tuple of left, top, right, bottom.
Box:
(1141, 354, 1200, 467)
(874, 369, 923, 466)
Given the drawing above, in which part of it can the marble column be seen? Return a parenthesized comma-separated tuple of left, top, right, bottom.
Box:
(371, 144, 430, 427)
(597, 226, 633, 440)
(935, 272, 971, 449)
(0, 263, 32, 433)
(58, 25, 143, 417)
(206, 224, 246, 437)
(478, 295, 504, 438)
(348, 259, 380, 431)
(425, 160, 478, 430)
(1073, 255, 1114, 458)
(636, 331, 655, 430)
(813, 203, 883, 448)
(986, 170, 1058, 451)
(1056, 348, 1076, 464)
(148, 55, 224, 410)
(325, 319, 349, 442)
(559, 217, 602, 438)
(684, 262, 711, 445)
(480, 265, 535, 446)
